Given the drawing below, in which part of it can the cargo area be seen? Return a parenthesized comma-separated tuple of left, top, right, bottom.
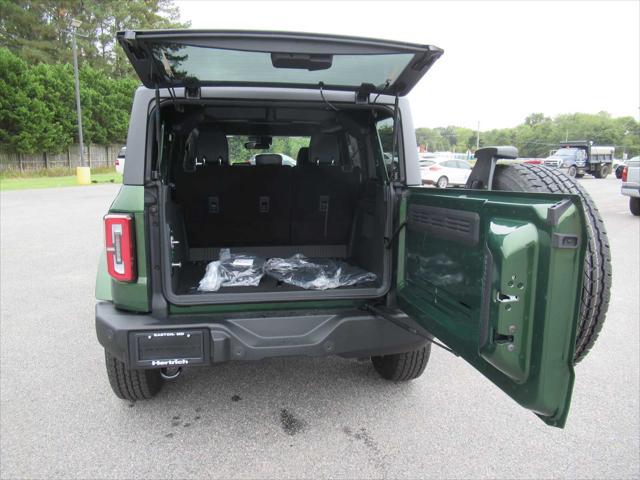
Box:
(155, 102, 394, 304)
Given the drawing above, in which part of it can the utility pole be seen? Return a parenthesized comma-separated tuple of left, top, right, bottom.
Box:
(69, 19, 90, 184)
(476, 121, 480, 150)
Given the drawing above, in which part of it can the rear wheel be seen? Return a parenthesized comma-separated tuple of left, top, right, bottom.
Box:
(436, 176, 448, 188)
(567, 165, 577, 178)
(492, 164, 611, 364)
(105, 350, 164, 400)
(630, 197, 640, 216)
(594, 164, 610, 179)
(372, 344, 431, 381)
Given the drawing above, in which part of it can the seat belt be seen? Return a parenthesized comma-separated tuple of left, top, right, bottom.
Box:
(319, 195, 330, 237)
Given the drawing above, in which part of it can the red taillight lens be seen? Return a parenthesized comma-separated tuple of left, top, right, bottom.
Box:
(429, 165, 441, 171)
(622, 166, 628, 182)
(115, 158, 120, 166)
(104, 214, 136, 282)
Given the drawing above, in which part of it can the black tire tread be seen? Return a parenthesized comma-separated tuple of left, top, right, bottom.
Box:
(630, 197, 640, 216)
(372, 344, 431, 381)
(593, 164, 610, 179)
(493, 164, 612, 364)
(105, 350, 163, 400)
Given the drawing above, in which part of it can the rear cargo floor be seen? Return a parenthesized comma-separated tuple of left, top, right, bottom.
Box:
(175, 260, 379, 295)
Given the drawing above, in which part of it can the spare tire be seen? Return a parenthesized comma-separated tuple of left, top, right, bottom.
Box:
(492, 164, 611, 364)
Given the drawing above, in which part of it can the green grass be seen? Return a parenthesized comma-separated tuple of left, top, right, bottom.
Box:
(0, 170, 122, 191)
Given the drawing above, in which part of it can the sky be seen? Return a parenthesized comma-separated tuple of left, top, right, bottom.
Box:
(177, 0, 640, 130)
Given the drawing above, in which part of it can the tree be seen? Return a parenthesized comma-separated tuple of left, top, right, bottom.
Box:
(0, 47, 138, 153)
(412, 112, 640, 158)
(524, 113, 550, 126)
(0, 0, 188, 77)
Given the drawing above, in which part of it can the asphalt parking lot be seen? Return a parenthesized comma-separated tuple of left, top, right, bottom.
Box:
(1, 176, 638, 479)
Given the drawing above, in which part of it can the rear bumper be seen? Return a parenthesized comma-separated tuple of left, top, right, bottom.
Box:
(95, 302, 427, 368)
(621, 183, 640, 198)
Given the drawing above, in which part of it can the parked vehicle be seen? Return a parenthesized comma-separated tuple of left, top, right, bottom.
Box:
(96, 30, 611, 428)
(621, 156, 640, 215)
(544, 141, 614, 178)
(614, 158, 627, 179)
(420, 157, 472, 187)
(115, 147, 126, 175)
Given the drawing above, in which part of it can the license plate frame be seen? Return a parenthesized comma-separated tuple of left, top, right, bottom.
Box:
(130, 329, 208, 368)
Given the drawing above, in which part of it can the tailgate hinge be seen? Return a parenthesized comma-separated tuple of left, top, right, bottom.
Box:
(355, 83, 376, 104)
(364, 304, 458, 356)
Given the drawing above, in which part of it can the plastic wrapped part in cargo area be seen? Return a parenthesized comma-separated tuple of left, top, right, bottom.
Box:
(198, 250, 265, 292)
(264, 254, 377, 290)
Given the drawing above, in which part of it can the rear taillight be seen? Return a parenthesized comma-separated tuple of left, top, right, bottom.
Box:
(622, 166, 628, 182)
(104, 214, 136, 282)
(115, 158, 120, 166)
(429, 165, 441, 171)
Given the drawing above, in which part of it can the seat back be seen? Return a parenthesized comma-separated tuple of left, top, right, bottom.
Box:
(175, 131, 360, 248)
(254, 153, 283, 166)
(291, 134, 359, 244)
(174, 127, 230, 247)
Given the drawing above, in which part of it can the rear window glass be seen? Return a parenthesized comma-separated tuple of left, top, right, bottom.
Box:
(227, 136, 309, 165)
(153, 45, 413, 89)
(420, 160, 435, 167)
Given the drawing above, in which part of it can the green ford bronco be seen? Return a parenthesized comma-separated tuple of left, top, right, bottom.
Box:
(96, 30, 611, 428)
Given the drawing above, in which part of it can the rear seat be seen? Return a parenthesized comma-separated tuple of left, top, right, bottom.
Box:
(174, 127, 230, 248)
(291, 134, 359, 245)
(176, 130, 359, 248)
(235, 154, 292, 245)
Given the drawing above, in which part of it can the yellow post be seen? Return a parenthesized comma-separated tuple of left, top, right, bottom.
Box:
(76, 166, 91, 185)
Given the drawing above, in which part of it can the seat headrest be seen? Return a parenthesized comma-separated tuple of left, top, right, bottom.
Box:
(196, 127, 228, 166)
(309, 134, 339, 166)
(255, 153, 282, 166)
(296, 147, 310, 166)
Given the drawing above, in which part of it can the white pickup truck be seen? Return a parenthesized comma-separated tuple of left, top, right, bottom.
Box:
(621, 156, 640, 215)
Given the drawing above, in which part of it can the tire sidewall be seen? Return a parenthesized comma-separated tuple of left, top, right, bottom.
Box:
(492, 164, 611, 364)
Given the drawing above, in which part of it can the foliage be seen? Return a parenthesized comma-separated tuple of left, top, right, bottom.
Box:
(0, 47, 138, 153)
(227, 136, 310, 164)
(0, 0, 184, 154)
(0, 0, 188, 78)
(416, 112, 640, 158)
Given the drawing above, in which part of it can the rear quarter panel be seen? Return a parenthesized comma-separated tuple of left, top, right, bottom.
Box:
(100, 185, 150, 312)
